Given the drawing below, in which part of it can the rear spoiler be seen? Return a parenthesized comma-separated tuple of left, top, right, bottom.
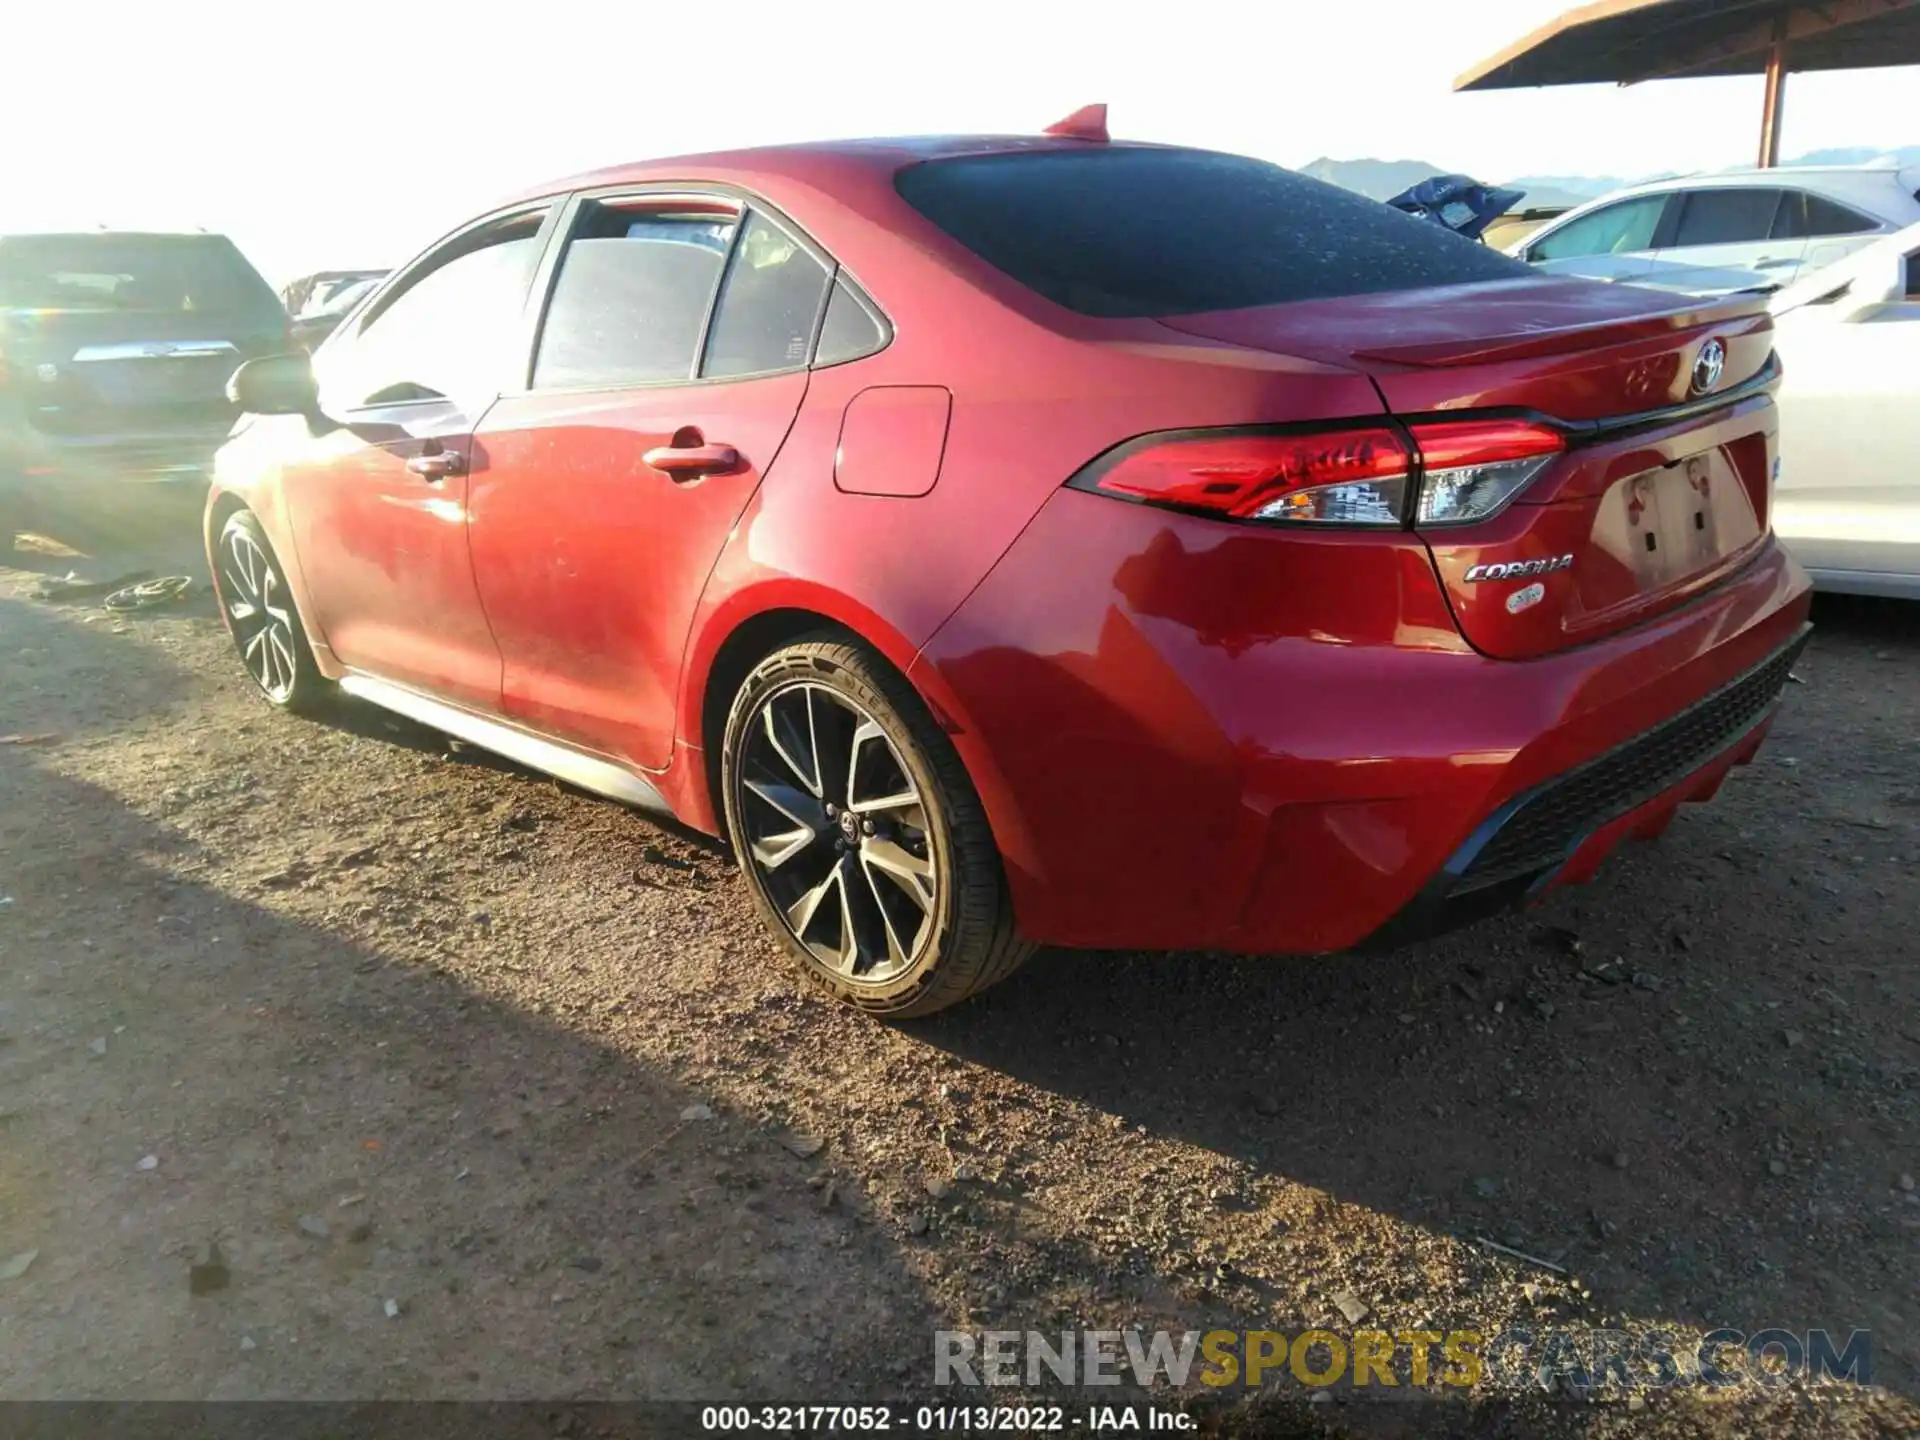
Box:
(1348, 292, 1773, 369)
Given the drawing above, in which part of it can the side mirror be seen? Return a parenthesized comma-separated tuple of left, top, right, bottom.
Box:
(227, 353, 318, 415)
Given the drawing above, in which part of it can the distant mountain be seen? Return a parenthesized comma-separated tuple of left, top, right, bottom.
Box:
(1296, 157, 1453, 201)
(1503, 174, 1634, 208)
(1785, 145, 1920, 167)
(1304, 148, 1917, 213)
(1501, 180, 1616, 210)
(1501, 174, 1625, 198)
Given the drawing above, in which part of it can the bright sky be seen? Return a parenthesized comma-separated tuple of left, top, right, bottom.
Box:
(7, 0, 1916, 285)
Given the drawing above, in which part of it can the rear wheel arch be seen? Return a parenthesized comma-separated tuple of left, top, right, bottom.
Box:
(696, 607, 913, 837)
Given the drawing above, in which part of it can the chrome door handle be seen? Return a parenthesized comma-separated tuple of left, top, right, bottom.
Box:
(406, 451, 466, 480)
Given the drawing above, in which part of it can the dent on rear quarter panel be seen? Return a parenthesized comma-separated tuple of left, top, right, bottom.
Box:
(909, 485, 1473, 950)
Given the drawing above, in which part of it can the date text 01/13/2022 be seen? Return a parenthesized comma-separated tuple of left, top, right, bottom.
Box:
(697, 1404, 1195, 1431)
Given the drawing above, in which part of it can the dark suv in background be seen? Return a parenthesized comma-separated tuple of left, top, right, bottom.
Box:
(1, 230, 286, 546)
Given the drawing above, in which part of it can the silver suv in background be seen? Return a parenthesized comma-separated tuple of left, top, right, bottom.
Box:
(1509, 164, 1920, 296)
(1, 230, 287, 544)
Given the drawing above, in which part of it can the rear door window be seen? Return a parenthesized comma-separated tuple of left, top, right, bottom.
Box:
(699, 211, 831, 378)
(1668, 189, 1784, 248)
(532, 207, 735, 390)
(1526, 195, 1668, 262)
(894, 148, 1531, 318)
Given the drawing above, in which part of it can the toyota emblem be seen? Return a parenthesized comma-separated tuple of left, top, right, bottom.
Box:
(1691, 338, 1727, 395)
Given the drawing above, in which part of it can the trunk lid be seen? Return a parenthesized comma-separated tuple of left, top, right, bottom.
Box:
(1159, 276, 1781, 659)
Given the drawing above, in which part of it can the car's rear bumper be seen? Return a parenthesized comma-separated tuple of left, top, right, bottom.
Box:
(1358, 623, 1807, 949)
(914, 488, 1814, 954)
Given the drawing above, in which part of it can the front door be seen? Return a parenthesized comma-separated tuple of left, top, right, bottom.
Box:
(278, 206, 554, 708)
(468, 198, 833, 769)
(1525, 192, 1671, 284)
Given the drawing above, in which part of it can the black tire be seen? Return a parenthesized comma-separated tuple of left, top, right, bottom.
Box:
(721, 633, 1032, 1017)
(211, 508, 330, 714)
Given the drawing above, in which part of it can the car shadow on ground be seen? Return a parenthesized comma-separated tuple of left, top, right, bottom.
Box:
(4, 480, 212, 575)
(0, 609, 937, 1404)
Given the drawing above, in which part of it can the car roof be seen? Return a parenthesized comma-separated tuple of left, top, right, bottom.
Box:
(1584, 165, 1913, 200)
(1648, 163, 1905, 185)
(498, 134, 1152, 207)
(0, 228, 231, 242)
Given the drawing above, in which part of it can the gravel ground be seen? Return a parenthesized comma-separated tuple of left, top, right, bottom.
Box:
(1, 518, 1916, 1438)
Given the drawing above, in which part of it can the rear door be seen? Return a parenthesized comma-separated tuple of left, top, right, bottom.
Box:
(467, 194, 830, 769)
(276, 205, 555, 708)
(1644, 187, 1801, 292)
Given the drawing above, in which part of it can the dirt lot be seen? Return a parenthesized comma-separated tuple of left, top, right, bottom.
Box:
(1, 515, 1916, 1437)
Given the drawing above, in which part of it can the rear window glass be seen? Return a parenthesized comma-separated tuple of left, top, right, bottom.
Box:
(893, 148, 1532, 318)
(0, 234, 278, 315)
(1773, 191, 1880, 240)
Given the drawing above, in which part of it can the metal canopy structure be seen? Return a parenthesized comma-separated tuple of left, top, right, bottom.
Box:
(1456, 0, 1920, 168)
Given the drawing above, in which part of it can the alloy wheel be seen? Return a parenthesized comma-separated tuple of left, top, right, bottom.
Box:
(734, 681, 939, 984)
(221, 525, 300, 703)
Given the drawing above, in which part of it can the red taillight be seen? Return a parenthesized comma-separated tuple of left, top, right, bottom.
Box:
(1088, 427, 1412, 525)
(1076, 419, 1565, 528)
(1410, 419, 1564, 469)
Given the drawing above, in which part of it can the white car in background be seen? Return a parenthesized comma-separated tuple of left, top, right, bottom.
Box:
(1509, 165, 1920, 297)
(1769, 220, 1920, 598)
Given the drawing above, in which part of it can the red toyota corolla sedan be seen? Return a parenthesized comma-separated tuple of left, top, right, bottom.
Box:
(208, 118, 1812, 1016)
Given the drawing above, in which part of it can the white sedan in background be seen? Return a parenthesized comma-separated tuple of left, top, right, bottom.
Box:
(1511, 164, 1920, 298)
(1770, 220, 1920, 598)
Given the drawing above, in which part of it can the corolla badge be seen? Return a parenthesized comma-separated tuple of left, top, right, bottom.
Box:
(1463, 554, 1574, 583)
(1691, 338, 1727, 395)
